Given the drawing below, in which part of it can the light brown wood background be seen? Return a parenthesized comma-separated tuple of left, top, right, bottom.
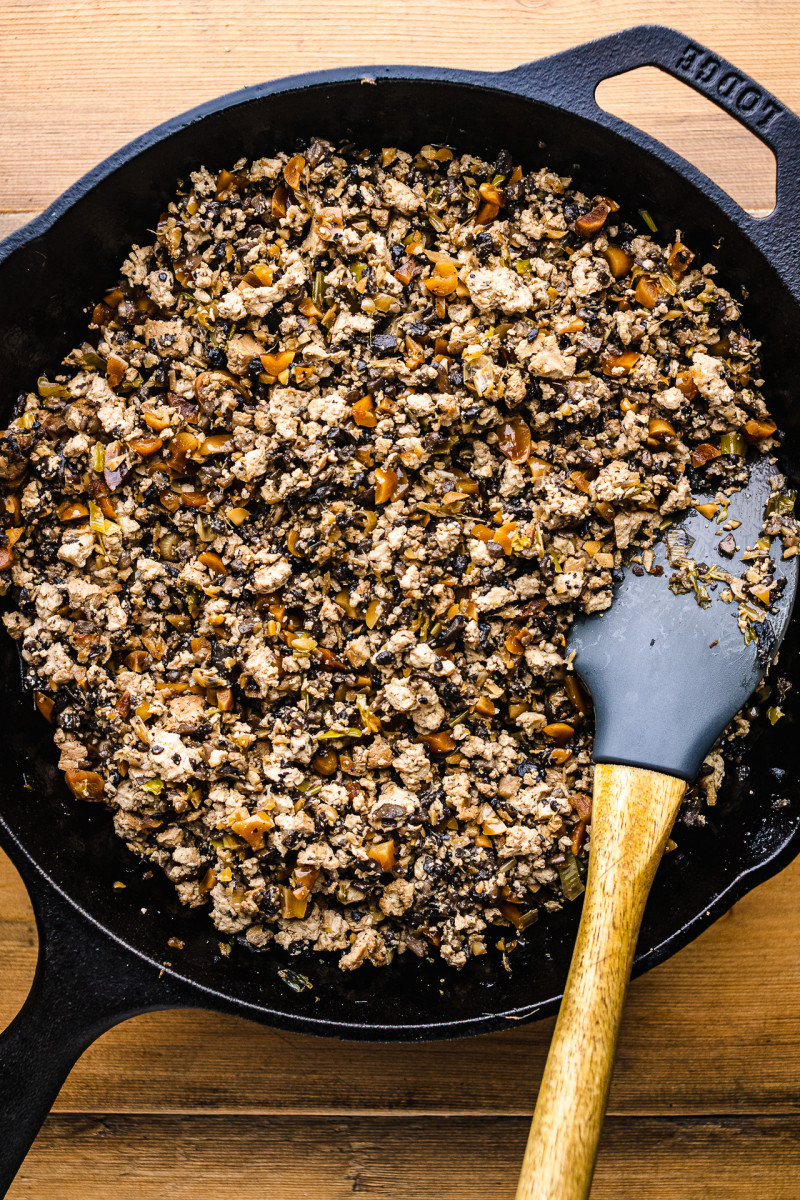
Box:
(2, 1, 799, 1196)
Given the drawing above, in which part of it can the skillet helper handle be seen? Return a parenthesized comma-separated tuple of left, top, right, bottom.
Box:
(0, 870, 182, 1197)
(515, 25, 791, 150)
(0, 968, 100, 1196)
(509, 25, 800, 246)
(514, 765, 685, 1200)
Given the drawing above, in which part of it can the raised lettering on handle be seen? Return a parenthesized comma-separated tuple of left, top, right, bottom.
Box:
(674, 42, 782, 129)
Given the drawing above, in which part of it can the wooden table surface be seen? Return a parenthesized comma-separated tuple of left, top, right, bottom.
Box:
(2, 1, 800, 1196)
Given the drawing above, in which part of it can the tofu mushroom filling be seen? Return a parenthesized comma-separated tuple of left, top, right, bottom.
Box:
(0, 140, 793, 970)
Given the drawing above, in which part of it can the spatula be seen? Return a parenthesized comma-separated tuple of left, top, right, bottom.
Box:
(514, 457, 797, 1200)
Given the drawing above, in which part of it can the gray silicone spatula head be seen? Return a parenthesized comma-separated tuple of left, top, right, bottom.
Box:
(569, 458, 798, 781)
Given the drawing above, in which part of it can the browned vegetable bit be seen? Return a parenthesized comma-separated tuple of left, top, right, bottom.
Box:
(603, 245, 633, 279)
(575, 199, 610, 235)
(64, 770, 105, 801)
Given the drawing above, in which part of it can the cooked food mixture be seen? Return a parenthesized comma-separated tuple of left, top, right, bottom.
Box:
(0, 140, 793, 970)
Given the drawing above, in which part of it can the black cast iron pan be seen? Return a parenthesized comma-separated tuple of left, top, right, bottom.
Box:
(1, 23, 800, 1194)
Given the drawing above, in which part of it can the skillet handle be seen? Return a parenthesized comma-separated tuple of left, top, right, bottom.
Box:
(506, 25, 792, 152)
(0, 865, 188, 1197)
(503, 25, 800, 284)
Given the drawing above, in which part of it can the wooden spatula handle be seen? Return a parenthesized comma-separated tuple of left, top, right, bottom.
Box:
(514, 764, 686, 1200)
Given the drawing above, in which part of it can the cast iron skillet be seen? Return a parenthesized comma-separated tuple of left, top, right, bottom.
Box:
(1, 23, 800, 1194)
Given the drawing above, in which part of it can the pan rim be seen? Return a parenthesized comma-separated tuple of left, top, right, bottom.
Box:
(4, 807, 797, 1039)
(2, 54, 800, 1039)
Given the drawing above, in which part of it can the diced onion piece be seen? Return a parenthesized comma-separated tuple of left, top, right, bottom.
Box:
(569, 470, 595, 494)
(352, 396, 377, 427)
(375, 467, 398, 504)
(743, 418, 777, 443)
(603, 245, 633, 278)
(499, 901, 539, 931)
(667, 241, 694, 278)
(129, 436, 163, 457)
(215, 168, 243, 200)
(634, 277, 660, 309)
(168, 430, 201, 471)
(283, 154, 306, 189)
(329, 590, 356, 620)
(297, 297, 323, 319)
(529, 456, 551, 481)
(123, 650, 149, 673)
(690, 442, 720, 469)
(601, 350, 640, 376)
(231, 810, 273, 850)
(248, 263, 274, 286)
(58, 501, 89, 522)
(595, 501, 615, 524)
(543, 722, 574, 745)
(367, 840, 396, 870)
(365, 598, 385, 627)
(498, 417, 531, 464)
(394, 261, 416, 286)
(280, 886, 309, 919)
(180, 491, 209, 508)
(142, 634, 166, 660)
(143, 411, 171, 432)
(198, 551, 227, 575)
(202, 432, 234, 454)
(478, 181, 503, 206)
(565, 676, 591, 716)
(416, 730, 457, 754)
(64, 769, 105, 801)
(106, 354, 127, 388)
(260, 350, 295, 376)
(316, 647, 349, 672)
(425, 260, 459, 296)
(675, 370, 698, 399)
(492, 522, 518, 554)
(475, 201, 499, 225)
(505, 631, 527, 655)
(272, 185, 290, 218)
(647, 418, 677, 446)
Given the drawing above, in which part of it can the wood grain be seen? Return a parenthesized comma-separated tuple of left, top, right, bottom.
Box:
(8, 1115, 800, 1200)
(516, 767, 686, 1200)
(1, 4, 800, 1197)
(2, 845, 800, 1121)
(0, 1, 798, 218)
